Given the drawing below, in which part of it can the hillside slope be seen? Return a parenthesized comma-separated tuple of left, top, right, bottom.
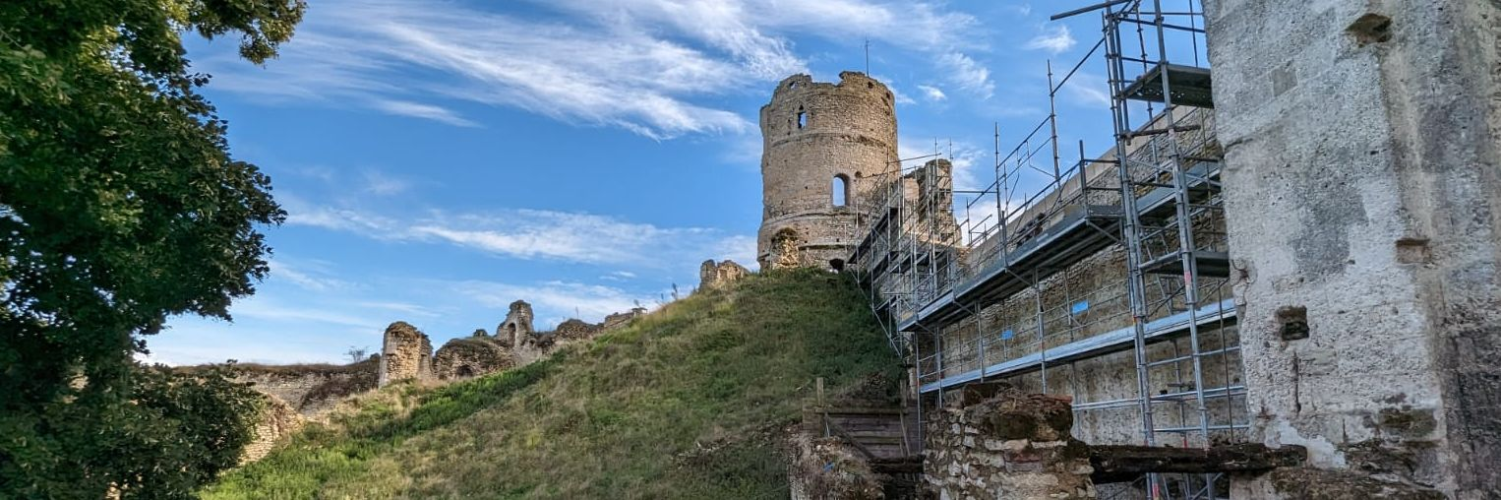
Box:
(204, 269, 900, 499)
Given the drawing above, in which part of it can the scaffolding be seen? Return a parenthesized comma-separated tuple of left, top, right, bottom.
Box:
(847, 1, 1244, 498)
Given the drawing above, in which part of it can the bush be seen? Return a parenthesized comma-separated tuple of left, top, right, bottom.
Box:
(0, 363, 263, 499)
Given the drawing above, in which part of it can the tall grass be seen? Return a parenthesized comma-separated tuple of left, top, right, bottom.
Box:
(203, 269, 899, 499)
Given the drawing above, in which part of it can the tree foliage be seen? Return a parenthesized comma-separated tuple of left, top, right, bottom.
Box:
(0, 0, 304, 497)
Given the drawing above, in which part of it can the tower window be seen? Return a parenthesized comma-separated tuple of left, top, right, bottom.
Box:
(832, 174, 850, 207)
(796, 110, 807, 129)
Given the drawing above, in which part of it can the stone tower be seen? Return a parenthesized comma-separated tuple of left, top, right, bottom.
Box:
(758, 72, 899, 270)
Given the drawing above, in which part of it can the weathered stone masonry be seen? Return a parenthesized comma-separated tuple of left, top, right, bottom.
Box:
(759, 72, 900, 270)
(924, 384, 1095, 499)
(1207, 1, 1501, 498)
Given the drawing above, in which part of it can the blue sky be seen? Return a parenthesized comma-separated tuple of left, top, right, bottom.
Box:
(149, 0, 1137, 365)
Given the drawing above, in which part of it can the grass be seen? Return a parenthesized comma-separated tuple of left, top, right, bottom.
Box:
(202, 269, 900, 499)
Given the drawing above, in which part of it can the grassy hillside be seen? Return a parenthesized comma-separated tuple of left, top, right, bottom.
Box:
(203, 269, 900, 499)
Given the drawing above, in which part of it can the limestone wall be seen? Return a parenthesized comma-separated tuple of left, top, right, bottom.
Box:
(1207, 0, 1501, 497)
(233, 358, 379, 416)
(699, 259, 749, 290)
(924, 384, 1095, 499)
(378, 321, 432, 387)
(240, 395, 305, 465)
(758, 72, 900, 270)
(432, 336, 513, 381)
(603, 308, 645, 330)
(1206, 0, 1501, 495)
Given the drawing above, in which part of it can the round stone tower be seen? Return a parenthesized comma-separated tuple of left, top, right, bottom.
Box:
(758, 72, 899, 270)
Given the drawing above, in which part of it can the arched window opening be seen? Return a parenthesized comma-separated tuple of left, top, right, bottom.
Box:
(832, 174, 850, 207)
(829, 259, 846, 272)
(796, 107, 807, 129)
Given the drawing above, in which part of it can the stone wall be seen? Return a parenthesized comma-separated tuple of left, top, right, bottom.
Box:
(603, 308, 646, 330)
(378, 321, 433, 387)
(432, 336, 513, 381)
(240, 395, 305, 465)
(758, 72, 900, 270)
(234, 358, 379, 416)
(1207, 1, 1501, 497)
(428, 301, 639, 381)
(924, 384, 1095, 499)
(787, 432, 887, 500)
(699, 259, 750, 290)
(495, 300, 535, 349)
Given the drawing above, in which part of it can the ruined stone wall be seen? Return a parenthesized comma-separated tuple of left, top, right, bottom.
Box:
(1207, 1, 1501, 497)
(759, 72, 900, 270)
(429, 301, 638, 381)
(378, 321, 432, 387)
(924, 384, 1095, 499)
(699, 259, 750, 290)
(495, 300, 534, 349)
(234, 358, 379, 416)
(432, 336, 513, 381)
(603, 308, 646, 330)
(240, 395, 305, 465)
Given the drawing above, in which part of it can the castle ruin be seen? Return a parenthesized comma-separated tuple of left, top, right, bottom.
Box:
(757, 72, 901, 271)
(371, 300, 644, 388)
(772, 1, 1501, 498)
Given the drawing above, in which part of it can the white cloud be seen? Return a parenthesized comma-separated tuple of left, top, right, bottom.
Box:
(600, 271, 639, 282)
(359, 169, 413, 196)
(354, 301, 444, 318)
(200, 0, 980, 139)
(449, 280, 647, 323)
(370, 99, 479, 128)
(1062, 72, 1112, 106)
(268, 260, 353, 292)
(229, 298, 389, 332)
(938, 52, 994, 99)
(282, 197, 751, 269)
(917, 84, 947, 102)
(1025, 25, 1076, 54)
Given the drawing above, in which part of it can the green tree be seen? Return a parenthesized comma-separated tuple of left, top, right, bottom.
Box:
(0, 0, 304, 497)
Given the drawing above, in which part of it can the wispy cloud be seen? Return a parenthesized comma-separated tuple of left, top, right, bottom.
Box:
(448, 280, 647, 324)
(1025, 25, 1076, 54)
(938, 52, 994, 99)
(917, 84, 947, 102)
(1062, 72, 1112, 106)
(359, 169, 413, 196)
(371, 99, 479, 128)
(200, 0, 980, 139)
(282, 196, 750, 269)
(268, 259, 354, 292)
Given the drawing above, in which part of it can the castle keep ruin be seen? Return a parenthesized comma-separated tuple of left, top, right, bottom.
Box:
(757, 72, 901, 270)
(771, 1, 1500, 498)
